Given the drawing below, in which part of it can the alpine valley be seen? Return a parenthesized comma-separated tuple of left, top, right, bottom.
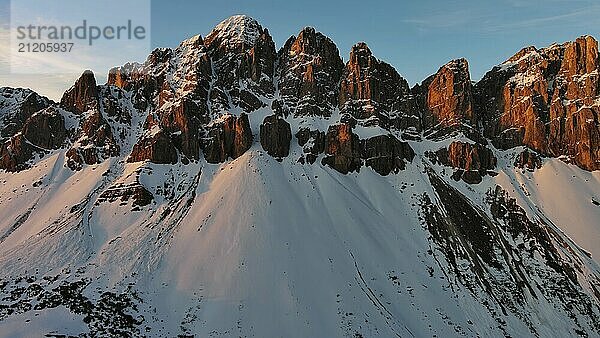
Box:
(0, 15, 599, 337)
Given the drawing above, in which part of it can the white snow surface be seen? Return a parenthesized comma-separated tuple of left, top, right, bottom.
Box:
(0, 124, 598, 336)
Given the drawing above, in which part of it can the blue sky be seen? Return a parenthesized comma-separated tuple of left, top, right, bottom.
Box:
(1, 0, 600, 99)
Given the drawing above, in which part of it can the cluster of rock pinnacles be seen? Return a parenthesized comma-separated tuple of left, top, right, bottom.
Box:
(1, 16, 598, 181)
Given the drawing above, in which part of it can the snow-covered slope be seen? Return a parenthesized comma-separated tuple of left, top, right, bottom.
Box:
(0, 134, 599, 337)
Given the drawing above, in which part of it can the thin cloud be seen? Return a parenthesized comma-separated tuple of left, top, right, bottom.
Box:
(485, 5, 600, 32)
(401, 9, 479, 29)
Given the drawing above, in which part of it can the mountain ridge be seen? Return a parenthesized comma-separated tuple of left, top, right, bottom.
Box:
(0, 15, 599, 337)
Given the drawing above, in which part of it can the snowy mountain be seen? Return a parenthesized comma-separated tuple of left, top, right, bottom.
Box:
(0, 15, 599, 337)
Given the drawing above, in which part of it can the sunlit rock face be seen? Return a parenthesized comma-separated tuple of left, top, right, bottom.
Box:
(475, 35, 600, 170)
(277, 27, 344, 117)
(339, 43, 420, 137)
(415, 58, 476, 139)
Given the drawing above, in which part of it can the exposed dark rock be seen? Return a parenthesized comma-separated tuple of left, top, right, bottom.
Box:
(260, 115, 291, 159)
(0, 134, 34, 172)
(296, 128, 325, 164)
(271, 99, 289, 117)
(339, 43, 419, 134)
(60, 70, 99, 114)
(321, 123, 362, 174)
(0, 88, 52, 139)
(360, 135, 415, 175)
(277, 27, 344, 117)
(0, 108, 67, 171)
(20, 109, 67, 150)
(159, 98, 208, 160)
(434, 141, 497, 184)
(514, 149, 543, 171)
(203, 113, 253, 163)
(232, 113, 253, 158)
(475, 35, 600, 171)
(204, 15, 275, 113)
(99, 87, 132, 125)
(66, 111, 120, 170)
(128, 130, 178, 164)
(98, 183, 153, 207)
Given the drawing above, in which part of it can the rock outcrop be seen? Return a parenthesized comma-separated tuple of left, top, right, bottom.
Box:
(60, 72, 125, 170)
(475, 36, 600, 171)
(203, 113, 252, 163)
(339, 43, 419, 136)
(60, 70, 99, 114)
(277, 27, 344, 117)
(548, 36, 600, 171)
(117, 38, 212, 164)
(67, 111, 121, 170)
(98, 182, 154, 208)
(433, 141, 497, 184)
(416, 58, 475, 138)
(322, 123, 362, 174)
(321, 124, 414, 175)
(361, 135, 415, 175)
(0, 88, 52, 139)
(260, 115, 291, 159)
(204, 15, 275, 113)
(296, 128, 325, 164)
(514, 149, 543, 171)
(0, 108, 67, 171)
(128, 130, 178, 164)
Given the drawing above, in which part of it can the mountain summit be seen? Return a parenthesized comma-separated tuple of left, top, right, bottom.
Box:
(205, 15, 266, 49)
(0, 15, 599, 337)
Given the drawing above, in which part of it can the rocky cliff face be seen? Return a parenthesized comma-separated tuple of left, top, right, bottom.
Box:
(60, 70, 99, 114)
(475, 35, 600, 170)
(64, 72, 121, 170)
(416, 58, 475, 139)
(277, 27, 344, 117)
(514, 148, 542, 171)
(128, 130, 178, 164)
(0, 108, 67, 171)
(0, 88, 52, 139)
(548, 36, 600, 170)
(296, 128, 325, 164)
(361, 134, 415, 175)
(432, 141, 497, 184)
(203, 113, 252, 164)
(322, 123, 363, 174)
(321, 123, 415, 175)
(0, 19, 598, 174)
(339, 43, 420, 136)
(260, 115, 291, 159)
(204, 15, 276, 112)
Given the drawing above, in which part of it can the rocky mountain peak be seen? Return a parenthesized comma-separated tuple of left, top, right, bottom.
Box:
(417, 58, 475, 138)
(204, 15, 265, 51)
(276, 26, 344, 117)
(475, 34, 599, 170)
(560, 35, 598, 76)
(506, 46, 538, 63)
(348, 42, 373, 66)
(339, 42, 418, 134)
(60, 70, 99, 114)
